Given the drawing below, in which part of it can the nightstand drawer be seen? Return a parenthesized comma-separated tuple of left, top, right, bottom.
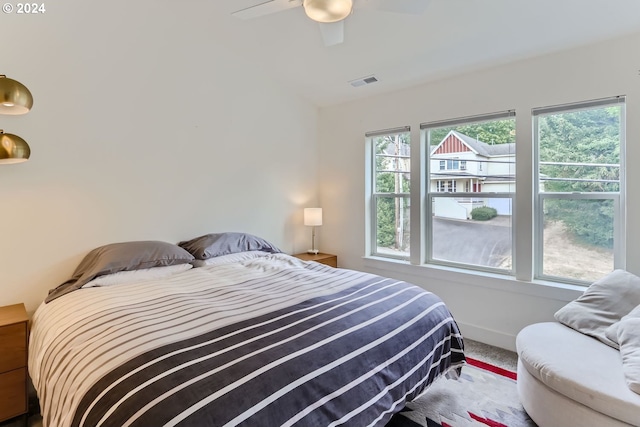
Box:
(316, 255, 337, 267)
(292, 253, 338, 267)
(0, 323, 27, 372)
(0, 367, 27, 421)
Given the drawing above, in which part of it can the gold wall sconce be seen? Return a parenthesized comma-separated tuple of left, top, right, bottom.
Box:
(0, 130, 30, 164)
(0, 75, 33, 164)
(0, 75, 33, 115)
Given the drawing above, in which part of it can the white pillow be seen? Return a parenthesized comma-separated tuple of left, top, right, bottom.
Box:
(617, 317, 640, 394)
(82, 263, 193, 288)
(605, 303, 640, 345)
(191, 251, 270, 267)
(554, 269, 640, 348)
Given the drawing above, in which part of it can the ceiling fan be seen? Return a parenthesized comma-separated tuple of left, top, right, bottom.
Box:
(232, 0, 431, 46)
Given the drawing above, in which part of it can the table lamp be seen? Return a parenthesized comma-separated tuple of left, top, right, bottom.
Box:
(304, 208, 322, 254)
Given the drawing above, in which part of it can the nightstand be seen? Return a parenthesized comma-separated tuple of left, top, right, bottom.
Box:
(0, 303, 28, 423)
(293, 252, 338, 268)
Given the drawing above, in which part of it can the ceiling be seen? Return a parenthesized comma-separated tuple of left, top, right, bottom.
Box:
(209, 0, 640, 107)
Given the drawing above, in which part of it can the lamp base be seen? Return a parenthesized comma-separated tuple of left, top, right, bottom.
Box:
(307, 249, 320, 255)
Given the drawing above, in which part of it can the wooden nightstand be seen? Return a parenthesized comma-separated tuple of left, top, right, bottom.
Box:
(293, 252, 338, 268)
(0, 303, 28, 423)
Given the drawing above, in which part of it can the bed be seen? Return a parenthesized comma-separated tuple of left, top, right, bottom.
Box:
(29, 233, 465, 427)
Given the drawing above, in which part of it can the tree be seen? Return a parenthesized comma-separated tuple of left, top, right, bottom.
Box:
(375, 133, 410, 251)
(539, 107, 620, 248)
(429, 120, 516, 148)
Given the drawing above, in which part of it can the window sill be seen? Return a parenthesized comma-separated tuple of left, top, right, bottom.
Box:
(362, 256, 585, 302)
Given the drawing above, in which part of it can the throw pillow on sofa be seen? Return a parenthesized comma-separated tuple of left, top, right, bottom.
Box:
(554, 269, 640, 349)
(617, 317, 640, 394)
(605, 303, 640, 346)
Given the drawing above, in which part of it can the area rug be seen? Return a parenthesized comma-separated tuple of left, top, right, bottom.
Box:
(387, 358, 537, 427)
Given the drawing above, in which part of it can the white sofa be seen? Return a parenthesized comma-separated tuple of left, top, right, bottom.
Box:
(516, 321, 640, 427)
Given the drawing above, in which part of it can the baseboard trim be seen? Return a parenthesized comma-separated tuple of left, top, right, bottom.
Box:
(457, 321, 517, 352)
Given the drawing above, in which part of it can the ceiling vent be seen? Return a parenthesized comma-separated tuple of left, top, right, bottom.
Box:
(349, 75, 378, 87)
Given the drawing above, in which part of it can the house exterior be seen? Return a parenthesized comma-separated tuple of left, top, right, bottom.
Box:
(430, 131, 515, 219)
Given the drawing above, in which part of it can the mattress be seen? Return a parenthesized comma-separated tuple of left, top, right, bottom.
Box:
(29, 253, 465, 427)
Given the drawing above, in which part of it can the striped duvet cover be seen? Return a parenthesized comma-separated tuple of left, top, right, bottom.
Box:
(29, 253, 465, 427)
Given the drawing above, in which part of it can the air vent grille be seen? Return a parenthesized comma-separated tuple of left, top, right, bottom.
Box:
(349, 75, 379, 87)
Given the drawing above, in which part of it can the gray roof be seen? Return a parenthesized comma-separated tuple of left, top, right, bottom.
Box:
(444, 131, 515, 157)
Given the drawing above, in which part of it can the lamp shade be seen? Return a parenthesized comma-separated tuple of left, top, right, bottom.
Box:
(303, 0, 353, 23)
(0, 130, 31, 164)
(0, 75, 33, 115)
(304, 208, 323, 226)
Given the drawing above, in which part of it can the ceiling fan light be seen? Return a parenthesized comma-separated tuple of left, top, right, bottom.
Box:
(303, 0, 353, 23)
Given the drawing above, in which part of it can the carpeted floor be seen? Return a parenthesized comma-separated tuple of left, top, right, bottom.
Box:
(387, 339, 537, 427)
(464, 338, 518, 371)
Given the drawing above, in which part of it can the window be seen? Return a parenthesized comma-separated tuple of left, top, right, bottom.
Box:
(364, 97, 625, 288)
(437, 180, 456, 192)
(446, 159, 460, 170)
(368, 127, 411, 259)
(422, 111, 516, 272)
(534, 97, 625, 284)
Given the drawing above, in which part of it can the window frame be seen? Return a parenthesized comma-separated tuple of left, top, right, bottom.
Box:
(533, 96, 626, 284)
(421, 110, 516, 274)
(367, 126, 411, 261)
(364, 97, 626, 288)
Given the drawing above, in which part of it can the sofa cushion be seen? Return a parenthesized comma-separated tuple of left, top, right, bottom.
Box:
(516, 322, 640, 426)
(554, 269, 640, 348)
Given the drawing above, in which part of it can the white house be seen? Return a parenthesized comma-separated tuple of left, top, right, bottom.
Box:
(430, 131, 515, 218)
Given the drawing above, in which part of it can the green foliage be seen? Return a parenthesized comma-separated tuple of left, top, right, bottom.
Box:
(539, 107, 620, 193)
(376, 197, 397, 248)
(545, 199, 614, 249)
(539, 106, 620, 247)
(471, 206, 498, 221)
(429, 119, 516, 147)
(374, 132, 411, 251)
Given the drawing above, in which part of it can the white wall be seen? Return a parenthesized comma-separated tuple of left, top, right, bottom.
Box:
(318, 32, 640, 350)
(0, 1, 319, 313)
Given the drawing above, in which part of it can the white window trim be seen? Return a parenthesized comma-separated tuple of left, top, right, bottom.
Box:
(425, 192, 515, 274)
(364, 99, 626, 290)
(421, 110, 516, 275)
(532, 96, 626, 285)
(366, 126, 412, 261)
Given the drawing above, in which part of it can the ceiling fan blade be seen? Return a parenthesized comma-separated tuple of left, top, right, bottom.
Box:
(232, 0, 302, 20)
(355, 0, 431, 15)
(318, 21, 345, 46)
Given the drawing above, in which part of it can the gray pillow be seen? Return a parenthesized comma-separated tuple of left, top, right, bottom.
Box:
(617, 317, 640, 394)
(178, 232, 281, 260)
(605, 303, 640, 345)
(46, 241, 195, 303)
(554, 269, 640, 348)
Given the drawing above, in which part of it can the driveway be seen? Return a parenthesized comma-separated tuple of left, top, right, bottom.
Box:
(432, 217, 511, 267)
